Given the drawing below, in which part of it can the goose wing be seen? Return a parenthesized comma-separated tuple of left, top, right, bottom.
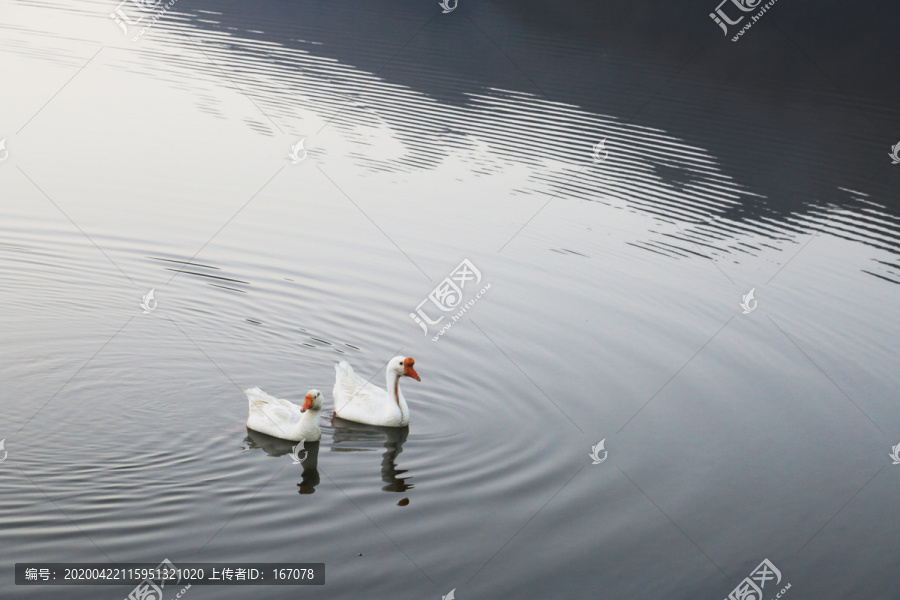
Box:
(334, 361, 370, 401)
(245, 387, 301, 425)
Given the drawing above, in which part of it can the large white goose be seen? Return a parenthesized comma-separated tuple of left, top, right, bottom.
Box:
(245, 387, 323, 441)
(333, 357, 420, 427)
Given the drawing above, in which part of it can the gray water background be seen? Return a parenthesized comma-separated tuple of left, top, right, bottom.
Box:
(1, 0, 899, 598)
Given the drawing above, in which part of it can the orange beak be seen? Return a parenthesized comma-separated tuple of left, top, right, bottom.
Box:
(403, 358, 420, 381)
(301, 393, 314, 412)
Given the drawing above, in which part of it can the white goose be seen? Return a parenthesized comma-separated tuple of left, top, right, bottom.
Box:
(244, 387, 323, 441)
(333, 357, 420, 427)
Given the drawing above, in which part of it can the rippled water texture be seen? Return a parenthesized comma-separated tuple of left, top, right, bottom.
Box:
(1, 0, 899, 598)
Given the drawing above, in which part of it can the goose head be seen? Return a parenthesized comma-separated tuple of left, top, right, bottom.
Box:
(301, 389, 323, 413)
(389, 356, 420, 381)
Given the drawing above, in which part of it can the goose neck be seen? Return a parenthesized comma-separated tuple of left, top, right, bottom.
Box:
(386, 370, 402, 406)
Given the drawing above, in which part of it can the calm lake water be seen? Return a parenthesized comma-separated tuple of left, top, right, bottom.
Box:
(1, 0, 899, 598)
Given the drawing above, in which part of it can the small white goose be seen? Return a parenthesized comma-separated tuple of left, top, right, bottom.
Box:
(245, 387, 323, 441)
(333, 357, 420, 427)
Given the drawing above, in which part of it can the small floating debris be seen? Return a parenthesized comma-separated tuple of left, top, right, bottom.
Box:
(149, 256, 219, 270)
(550, 248, 589, 257)
(209, 283, 247, 293)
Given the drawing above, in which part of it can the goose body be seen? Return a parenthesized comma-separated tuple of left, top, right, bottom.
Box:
(245, 387, 323, 441)
(333, 357, 420, 427)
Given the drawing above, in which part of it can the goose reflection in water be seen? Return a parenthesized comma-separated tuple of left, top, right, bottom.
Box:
(330, 415, 414, 498)
(244, 428, 321, 494)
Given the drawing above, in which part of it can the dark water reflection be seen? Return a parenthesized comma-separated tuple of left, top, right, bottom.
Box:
(244, 429, 321, 494)
(184, 0, 900, 233)
(330, 416, 414, 496)
(245, 419, 414, 498)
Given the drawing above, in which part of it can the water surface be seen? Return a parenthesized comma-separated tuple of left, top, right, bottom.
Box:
(1, 0, 899, 598)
